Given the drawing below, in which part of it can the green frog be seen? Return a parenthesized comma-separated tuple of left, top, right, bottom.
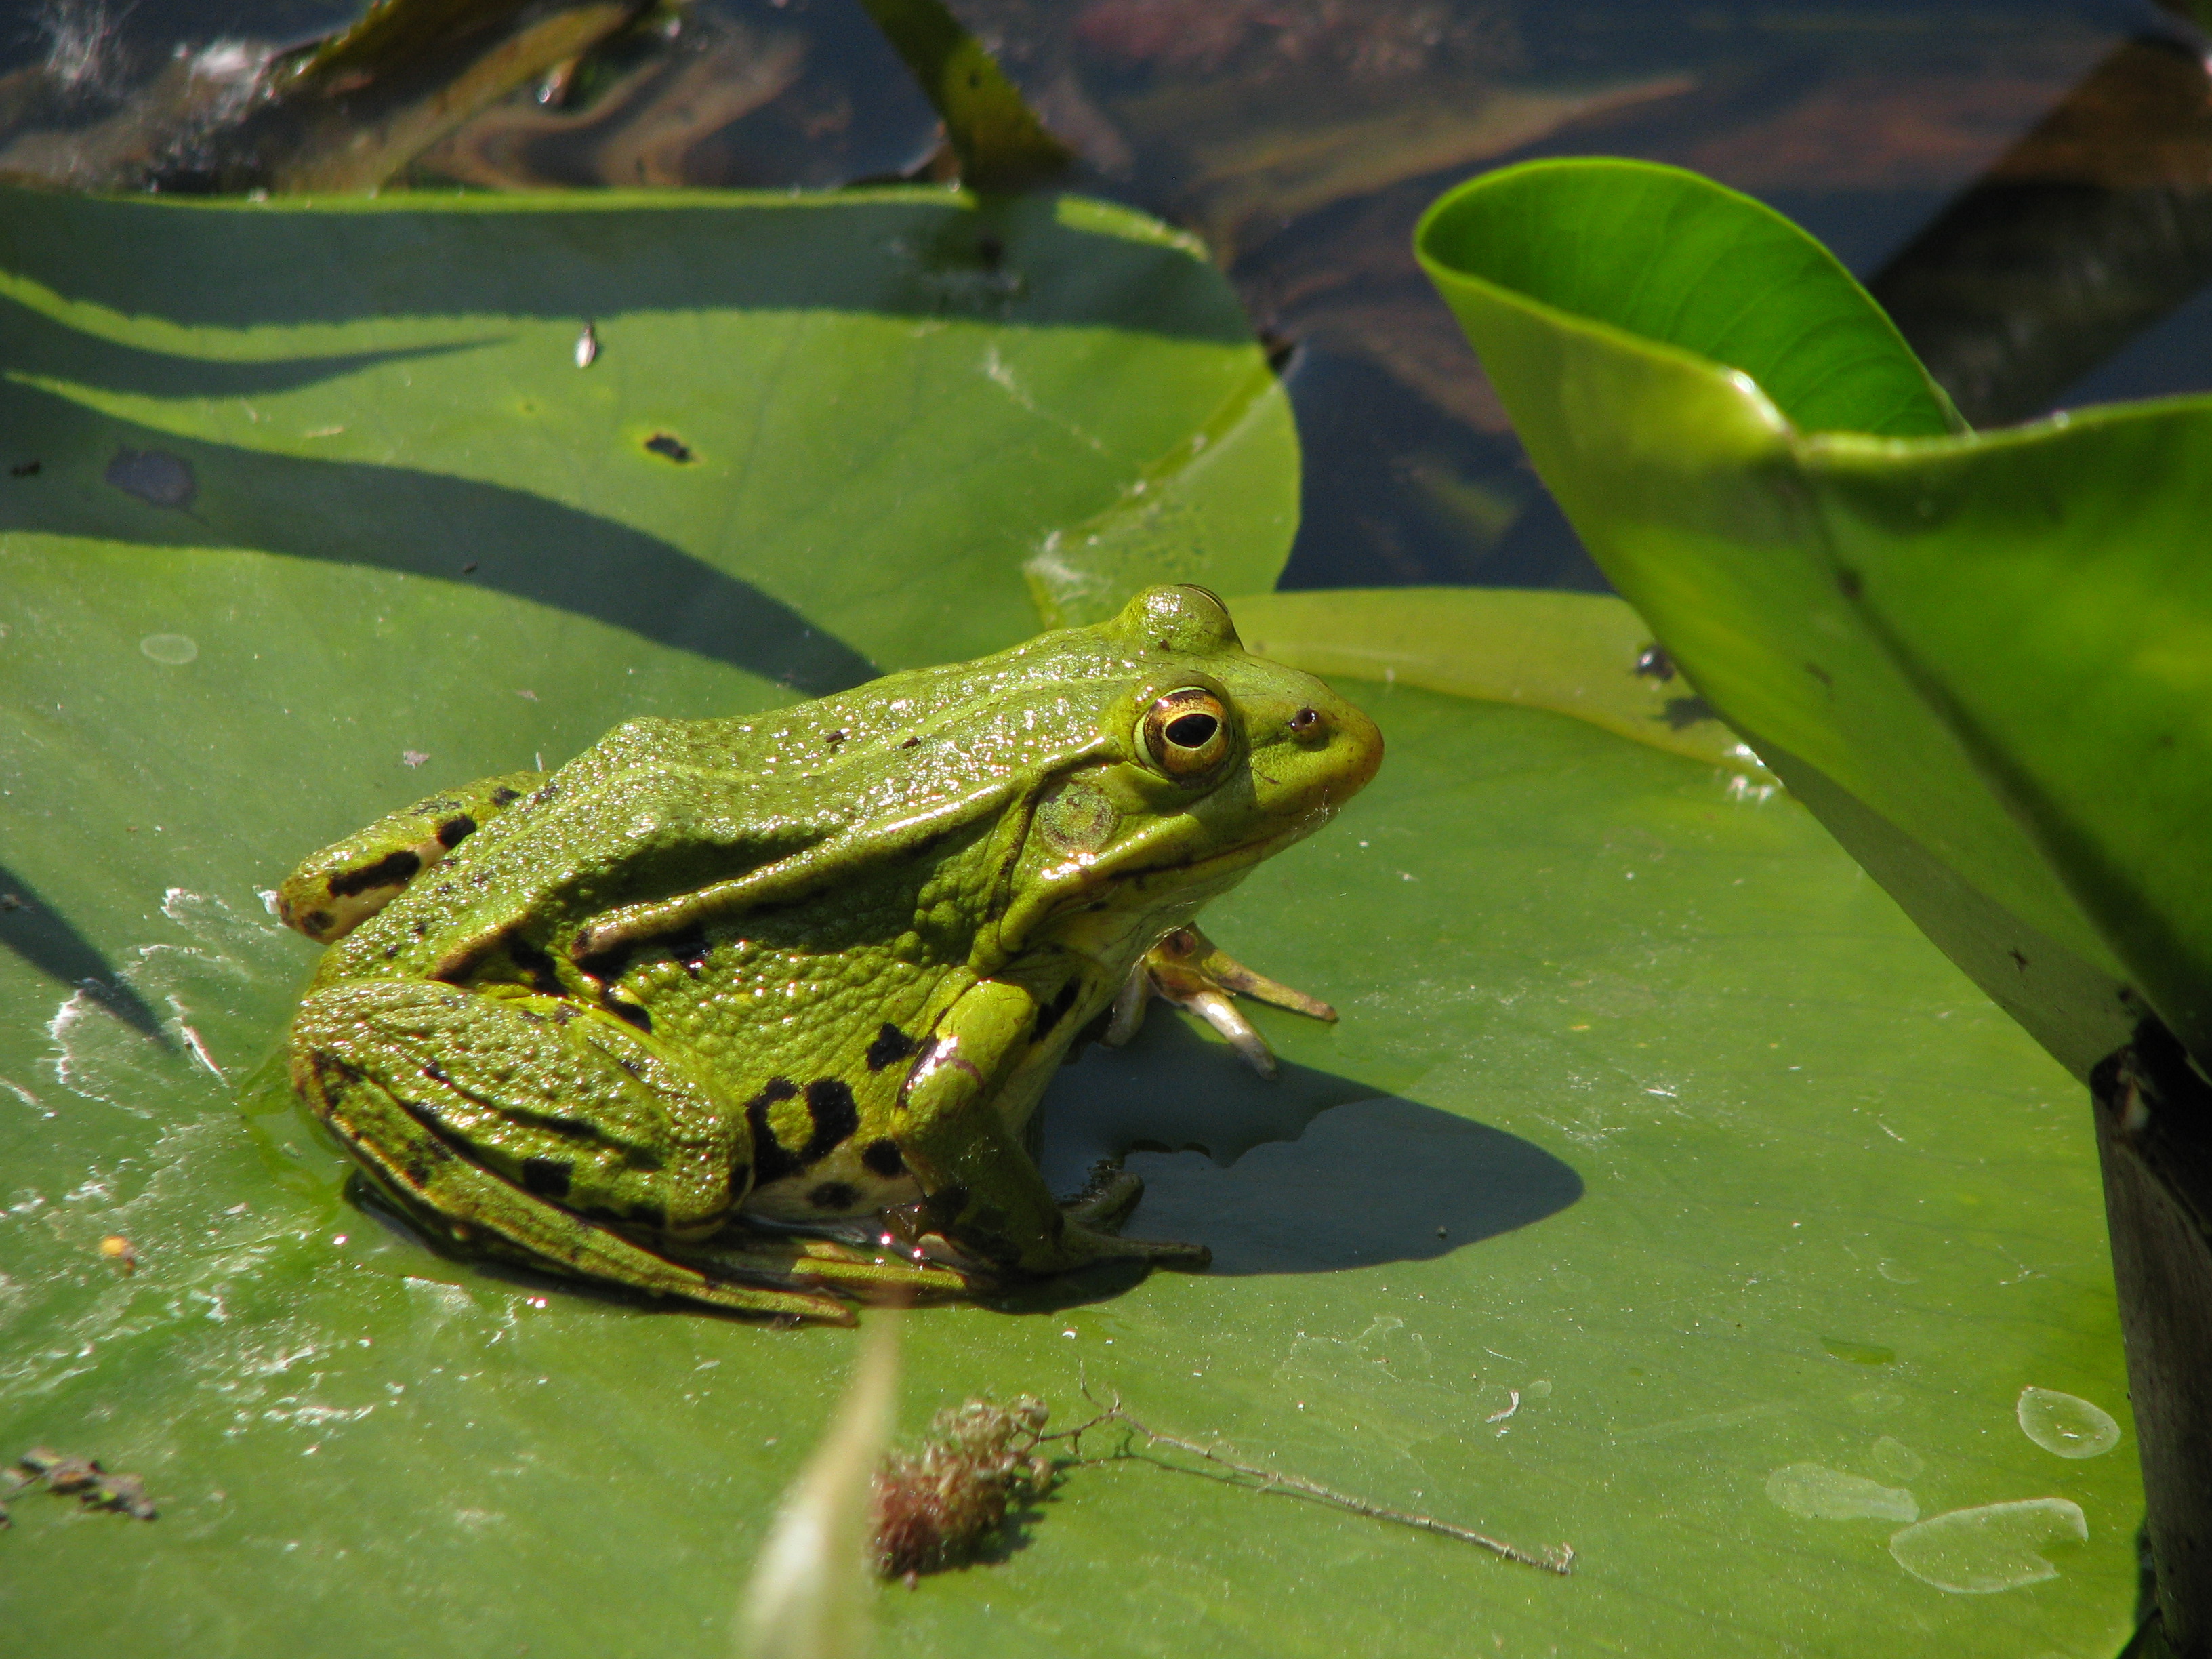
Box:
(278, 586, 1382, 1323)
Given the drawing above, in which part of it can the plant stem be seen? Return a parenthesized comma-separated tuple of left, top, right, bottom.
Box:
(2094, 1021, 2212, 1657)
(1049, 1392, 1574, 1577)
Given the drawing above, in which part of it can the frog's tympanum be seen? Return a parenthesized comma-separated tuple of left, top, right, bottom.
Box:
(279, 586, 1382, 1322)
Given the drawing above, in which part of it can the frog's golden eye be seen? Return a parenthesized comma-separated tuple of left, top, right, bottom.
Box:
(1141, 687, 1231, 781)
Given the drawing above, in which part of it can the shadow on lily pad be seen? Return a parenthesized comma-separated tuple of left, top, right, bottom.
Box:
(0, 380, 877, 697)
(0, 861, 169, 1042)
(1038, 1015, 1582, 1276)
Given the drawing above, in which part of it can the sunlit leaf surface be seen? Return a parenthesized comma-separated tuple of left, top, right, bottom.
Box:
(1415, 159, 2173, 1079)
(0, 184, 2135, 1654)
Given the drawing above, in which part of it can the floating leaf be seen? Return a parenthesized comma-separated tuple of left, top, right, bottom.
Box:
(0, 179, 2138, 1654)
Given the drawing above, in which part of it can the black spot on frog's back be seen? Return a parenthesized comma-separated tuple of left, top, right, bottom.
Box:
(865, 1023, 919, 1071)
(747, 1077, 861, 1184)
(746, 1078, 803, 1183)
(435, 814, 478, 848)
(1032, 979, 1080, 1039)
(508, 935, 567, 997)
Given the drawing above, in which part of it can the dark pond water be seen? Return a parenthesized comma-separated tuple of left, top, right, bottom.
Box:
(9, 0, 2211, 594)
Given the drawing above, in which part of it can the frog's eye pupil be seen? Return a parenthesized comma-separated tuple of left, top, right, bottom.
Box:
(1140, 688, 1232, 781)
(1164, 712, 1218, 748)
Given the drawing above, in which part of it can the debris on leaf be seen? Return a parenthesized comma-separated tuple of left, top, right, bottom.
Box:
(12, 1446, 157, 1521)
(83, 1473, 157, 1521)
(98, 1235, 139, 1275)
(872, 1395, 1054, 1580)
(1051, 1385, 1574, 1576)
(737, 1315, 895, 1658)
(24, 1448, 103, 1494)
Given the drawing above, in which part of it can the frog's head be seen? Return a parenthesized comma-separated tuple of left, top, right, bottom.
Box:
(994, 584, 1382, 956)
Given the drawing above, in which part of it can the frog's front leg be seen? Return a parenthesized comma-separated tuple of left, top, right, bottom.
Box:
(277, 769, 548, 943)
(1103, 924, 1337, 1079)
(291, 979, 855, 1322)
(895, 979, 1210, 1277)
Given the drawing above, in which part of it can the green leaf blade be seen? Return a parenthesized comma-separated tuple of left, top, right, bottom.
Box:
(1415, 157, 2150, 1077)
(0, 173, 2143, 1656)
(1417, 158, 1961, 441)
(1811, 404, 2212, 1067)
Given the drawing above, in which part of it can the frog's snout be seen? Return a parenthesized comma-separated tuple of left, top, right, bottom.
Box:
(1284, 697, 1384, 799)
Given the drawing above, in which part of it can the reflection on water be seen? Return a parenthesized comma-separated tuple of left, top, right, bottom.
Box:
(2, 0, 2208, 587)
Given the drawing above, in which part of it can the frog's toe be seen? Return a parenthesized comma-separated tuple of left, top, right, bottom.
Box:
(1183, 989, 1277, 1078)
(679, 1230, 970, 1305)
(1067, 1223, 1211, 1273)
(1127, 925, 1341, 1078)
(1059, 1160, 1145, 1231)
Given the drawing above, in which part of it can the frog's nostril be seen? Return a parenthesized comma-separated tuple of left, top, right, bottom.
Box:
(1288, 707, 1327, 742)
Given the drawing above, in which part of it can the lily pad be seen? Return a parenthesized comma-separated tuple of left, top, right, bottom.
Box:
(0, 682, 2139, 1652)
(0, 183, 2137, 1653)
(1412, 157, 2212, 1080)
(1228, 586, 1764, 773)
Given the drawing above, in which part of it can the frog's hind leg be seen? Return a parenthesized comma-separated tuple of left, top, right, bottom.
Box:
(1103, 925, 1337, 1079)
(277, 769, 548, 943)
(291, 981, 851, 1322)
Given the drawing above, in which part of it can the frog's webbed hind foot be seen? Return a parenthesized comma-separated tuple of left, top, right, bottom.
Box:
(1057, 1163, 1208, 1267)
(1103, 924, 1337, 1079)
(293, 981, 852, 1322)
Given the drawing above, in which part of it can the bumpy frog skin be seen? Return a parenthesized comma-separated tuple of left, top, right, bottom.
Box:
(279, 586, 1382, 1322)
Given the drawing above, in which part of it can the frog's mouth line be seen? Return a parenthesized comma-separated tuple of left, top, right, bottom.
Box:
(1104, 783, 1352, 894)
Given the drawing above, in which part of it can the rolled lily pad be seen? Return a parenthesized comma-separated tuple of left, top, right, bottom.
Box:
(1414, 158, 2209, 1080)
